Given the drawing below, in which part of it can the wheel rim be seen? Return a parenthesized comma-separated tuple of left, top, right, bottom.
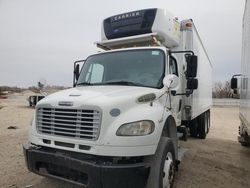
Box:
(163, 152, 175, 188)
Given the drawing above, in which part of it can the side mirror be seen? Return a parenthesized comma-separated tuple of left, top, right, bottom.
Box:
(74, 64, 80, 87)
(74, 64, 80, 80)
(231, 78, 238, 89)
(163, 75, 180, 90)
(73, 60, 85, 87)
(187, 78, 198, 90)
(186, 55, 198, 78)
(233, 89, 238, 95)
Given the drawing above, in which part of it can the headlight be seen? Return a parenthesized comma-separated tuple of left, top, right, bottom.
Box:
(116, 120, 155, 136)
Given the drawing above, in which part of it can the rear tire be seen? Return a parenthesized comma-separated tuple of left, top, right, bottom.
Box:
(190, 119, 198, 137)
(145, 137, 176, 188)
(241, 142, 250, 147)
(207, 110, 210, 133)
(241, 133, 250, 147)
(197, 112, 208, 139)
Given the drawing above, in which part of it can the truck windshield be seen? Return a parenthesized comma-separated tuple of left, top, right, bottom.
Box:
(77, 49, 165, 89)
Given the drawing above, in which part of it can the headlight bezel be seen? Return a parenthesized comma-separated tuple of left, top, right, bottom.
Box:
(116, 120, 155, 136)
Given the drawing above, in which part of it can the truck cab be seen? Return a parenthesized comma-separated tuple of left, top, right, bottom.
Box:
(24, 8, 212, 188)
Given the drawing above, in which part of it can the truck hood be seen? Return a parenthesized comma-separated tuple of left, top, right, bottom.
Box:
(38, 86, 159, 109)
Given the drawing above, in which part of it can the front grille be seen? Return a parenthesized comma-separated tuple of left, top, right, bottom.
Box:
(37, 108, 101, 140)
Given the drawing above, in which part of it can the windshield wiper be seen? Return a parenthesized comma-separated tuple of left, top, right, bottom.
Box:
(77, 82, 93, 86)
(77, 81, 145, 87)
(102, 81, 144, 87)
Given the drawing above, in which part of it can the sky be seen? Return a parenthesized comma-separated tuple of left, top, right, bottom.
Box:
(0, 0, 245, 87)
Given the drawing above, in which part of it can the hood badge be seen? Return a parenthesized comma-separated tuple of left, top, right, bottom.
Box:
(58, 101, 74, 106)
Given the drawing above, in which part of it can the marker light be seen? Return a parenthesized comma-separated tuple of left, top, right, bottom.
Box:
(186, 23, 192, 28)
(137, 93, 156, 103)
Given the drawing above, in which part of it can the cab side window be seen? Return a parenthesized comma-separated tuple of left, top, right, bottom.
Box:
(169, 56, 178, 76)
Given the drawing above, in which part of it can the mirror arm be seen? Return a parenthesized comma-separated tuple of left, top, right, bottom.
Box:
(74, 59, 86, 64)
(232, 74, 242, 78)
(171, 90, 193, 97)
(169, 50, 195, 56)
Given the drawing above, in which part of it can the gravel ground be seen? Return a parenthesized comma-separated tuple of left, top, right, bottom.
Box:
(175, 107, 250, 188)
(0, 93, 250, 188)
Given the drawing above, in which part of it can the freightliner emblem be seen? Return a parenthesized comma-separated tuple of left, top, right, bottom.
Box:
(58, 101, 73, 106)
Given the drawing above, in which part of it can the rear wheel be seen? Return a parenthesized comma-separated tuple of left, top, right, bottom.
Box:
(145, 137, 176, 188)
(197, 112, 208, 139)
(189, 119, 198, 137)
(241, 133, 250, 147)
(207, 110, 210, 133)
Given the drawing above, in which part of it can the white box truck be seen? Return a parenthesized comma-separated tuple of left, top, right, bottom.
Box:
(231, 0, 250, 147)
(23, 9, 212, 188)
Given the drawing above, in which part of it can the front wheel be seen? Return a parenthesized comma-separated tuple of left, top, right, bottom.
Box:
(145, 137, 176, 188)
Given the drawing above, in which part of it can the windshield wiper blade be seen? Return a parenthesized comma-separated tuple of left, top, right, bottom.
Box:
(77, 81, 145, 87)
(77, 82, 93, 86)
(102, 81, 143, 87)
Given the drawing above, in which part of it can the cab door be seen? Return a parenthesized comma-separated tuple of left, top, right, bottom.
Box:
(168, 55, 182, 126)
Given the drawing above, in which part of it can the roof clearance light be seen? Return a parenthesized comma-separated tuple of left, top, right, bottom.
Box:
(186, 23, 192, 28)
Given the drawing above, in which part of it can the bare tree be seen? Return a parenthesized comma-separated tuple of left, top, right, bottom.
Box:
(212, 81, 235, 98)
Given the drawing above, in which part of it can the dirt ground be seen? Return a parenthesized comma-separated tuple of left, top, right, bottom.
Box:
(0, 93, 250, 188)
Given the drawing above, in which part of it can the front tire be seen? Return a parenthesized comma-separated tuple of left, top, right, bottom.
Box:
(145, 137, 176, 188)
